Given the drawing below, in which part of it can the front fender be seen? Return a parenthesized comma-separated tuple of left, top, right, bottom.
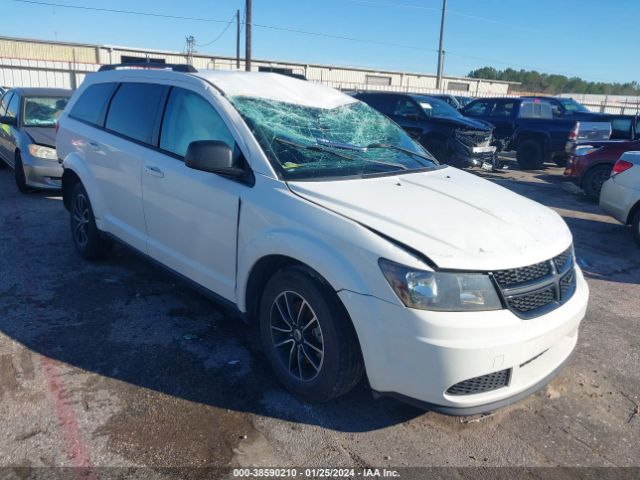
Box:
(236, 228, 375, 313)
(62, 153, 107, 228)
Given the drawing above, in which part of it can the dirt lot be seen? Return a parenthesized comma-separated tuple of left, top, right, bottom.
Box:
(0, 157, 639, 477)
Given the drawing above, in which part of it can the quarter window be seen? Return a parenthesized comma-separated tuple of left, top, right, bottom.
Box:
(70, 82, 117, 126)
(6, 92, 20, 118)
(0, 92, 12, 116)
(105, 83, 168, 144)
(160, 88, 235, 157)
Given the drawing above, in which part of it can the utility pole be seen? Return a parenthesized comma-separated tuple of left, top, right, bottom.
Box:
(186, 35, 196, 66)
(236, 9, 241, 69)
(245, 0, 252, 71)
(436, 0, 446, 90)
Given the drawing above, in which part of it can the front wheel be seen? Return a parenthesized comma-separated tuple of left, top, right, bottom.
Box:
(516, 139, 544, 170)
(70, 182, 111, 260)
(14, 153, 28, 193)
(259, 266, 364, 403)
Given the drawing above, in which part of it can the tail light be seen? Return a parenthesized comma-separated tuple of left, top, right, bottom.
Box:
(568, 123, 579, 141)
(612, 159, 633, 175)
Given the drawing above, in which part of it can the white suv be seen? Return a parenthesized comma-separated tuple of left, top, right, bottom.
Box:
(57, 65, 589, 414)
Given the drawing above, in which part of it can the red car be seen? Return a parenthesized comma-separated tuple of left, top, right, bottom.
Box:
(565, 139, 640, 200)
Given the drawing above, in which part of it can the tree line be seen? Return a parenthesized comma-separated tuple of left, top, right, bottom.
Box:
(468, 67, 640, 95)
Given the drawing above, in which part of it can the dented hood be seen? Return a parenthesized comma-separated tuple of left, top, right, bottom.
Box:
(288, 167, 572, 271)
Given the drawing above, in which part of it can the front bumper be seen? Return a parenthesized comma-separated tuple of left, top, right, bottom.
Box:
(22, 154, 63, 189)
(338, 267, 588, 414)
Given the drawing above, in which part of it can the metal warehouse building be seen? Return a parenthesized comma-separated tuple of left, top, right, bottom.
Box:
(0, 35, 517, 95)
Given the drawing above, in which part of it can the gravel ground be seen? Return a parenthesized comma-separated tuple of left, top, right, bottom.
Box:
(0, 157, 638, 478)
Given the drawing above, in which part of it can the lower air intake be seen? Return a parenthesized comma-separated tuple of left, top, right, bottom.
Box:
(446, 369, 511, 396)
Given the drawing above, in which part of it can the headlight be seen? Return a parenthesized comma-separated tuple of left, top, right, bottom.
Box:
(28, 144, 57, 160)
(379, 259, 502, 311)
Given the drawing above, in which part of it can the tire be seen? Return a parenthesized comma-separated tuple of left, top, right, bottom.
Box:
(632, 209, 640, 246)
(14, 153, 28, 193)
(70, 182, 111, 260)
(582, 165, 612, 201)
(259, 265, 364, 403)
(516, 139, 544, 170)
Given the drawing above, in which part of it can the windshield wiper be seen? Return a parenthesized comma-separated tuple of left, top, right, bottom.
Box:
(274, 137, 356, 161)
(275, 137, 408, 170)
(366, 143, 437, 164)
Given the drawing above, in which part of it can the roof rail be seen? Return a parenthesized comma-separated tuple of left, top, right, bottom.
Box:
(98, 63, 197, 73)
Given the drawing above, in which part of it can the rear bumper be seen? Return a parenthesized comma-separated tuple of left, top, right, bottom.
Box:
(339, 268, 588, 414)
(600, 177, 638, 224)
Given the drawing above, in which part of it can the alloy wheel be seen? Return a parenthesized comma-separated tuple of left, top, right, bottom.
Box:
(72, 193, 90, 248)
(270, 290, 324, 382)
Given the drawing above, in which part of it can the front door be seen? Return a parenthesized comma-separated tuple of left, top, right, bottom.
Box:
(141, 87, 243, 301)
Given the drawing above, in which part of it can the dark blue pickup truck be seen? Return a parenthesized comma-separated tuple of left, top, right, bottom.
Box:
(461, 97, 611, 169)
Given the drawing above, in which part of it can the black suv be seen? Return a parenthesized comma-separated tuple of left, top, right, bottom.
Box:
(354, 92, 497, 168)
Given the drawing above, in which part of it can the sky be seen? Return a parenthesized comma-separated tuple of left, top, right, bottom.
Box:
(3, 0, 638, 83)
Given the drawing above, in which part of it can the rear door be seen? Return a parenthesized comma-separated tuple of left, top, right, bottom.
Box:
(487, 99, 518, 140)
(141, 86, 244, 301)
(92, 82, 168, 252)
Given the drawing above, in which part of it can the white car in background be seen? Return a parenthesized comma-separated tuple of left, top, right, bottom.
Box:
(56, 65, 588, 414)
(600, 152, 640, 245)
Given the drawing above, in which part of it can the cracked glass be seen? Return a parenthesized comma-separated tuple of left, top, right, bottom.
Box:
(229, 96, 437, 180)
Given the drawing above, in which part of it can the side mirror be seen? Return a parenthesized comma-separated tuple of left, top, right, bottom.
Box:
(0, 116, 17, 126)
(185, 140, 246, 179)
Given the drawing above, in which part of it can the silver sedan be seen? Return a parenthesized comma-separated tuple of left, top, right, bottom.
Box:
(600, 151, 640, 245)
(0, 87, 72, 192)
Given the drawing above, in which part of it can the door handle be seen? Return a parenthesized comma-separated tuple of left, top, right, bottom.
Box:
(88, 141, 100, 151)
(144, 165, 165, 178)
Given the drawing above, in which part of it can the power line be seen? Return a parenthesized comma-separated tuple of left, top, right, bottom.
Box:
(12, 0, 438, 53)
(10, 0, 618, 82)
(12, 0, 236, 24)
(197, 12, 236, 47)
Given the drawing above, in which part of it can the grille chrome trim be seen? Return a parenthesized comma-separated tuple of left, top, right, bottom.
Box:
(491, 246, 576, 319)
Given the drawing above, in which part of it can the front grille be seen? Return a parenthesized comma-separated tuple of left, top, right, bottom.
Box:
(560, 270, 576, 299)
(493, 261, 551, 288)
(507, 286, 555, 313)
(492, 246, 576, 319)
(446, 369, 511, 396)
(454, 129, 491, 149)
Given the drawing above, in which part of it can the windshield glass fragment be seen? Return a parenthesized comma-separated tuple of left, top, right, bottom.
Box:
(229, 96, 437, 180)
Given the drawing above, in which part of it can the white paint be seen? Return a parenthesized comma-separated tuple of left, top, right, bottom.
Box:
(198, 70, 356, 109)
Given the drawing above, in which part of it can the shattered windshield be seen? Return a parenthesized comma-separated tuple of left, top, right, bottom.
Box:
(229, 96, 437, 180)
(23, 96, 69, 127)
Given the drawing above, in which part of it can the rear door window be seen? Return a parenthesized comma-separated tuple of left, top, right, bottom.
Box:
(160, 87, 236, 158)
(357, 94, 397, 116)
(105, 83, 168, 144)
(70, 82, 118, 126)
(489, 100, 517, 118)
(464, 100, 491, 117)
(610, 118, 632, 140)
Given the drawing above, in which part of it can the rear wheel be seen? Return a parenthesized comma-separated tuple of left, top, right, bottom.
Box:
(70, 182, 111, 260)
(632, 209, 640, 246)
(14, 153, 28, 193)
(516, 139, 544, 170)
(259, 266, 364, 403)
(582, 165, 612, 201)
